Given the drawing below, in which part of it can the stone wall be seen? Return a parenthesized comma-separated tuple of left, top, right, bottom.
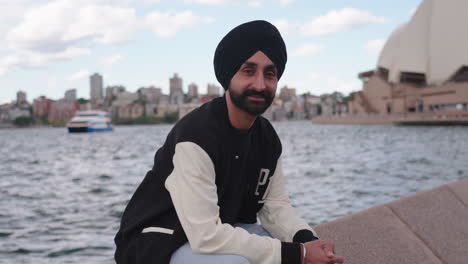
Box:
(314, 177, 468, 264)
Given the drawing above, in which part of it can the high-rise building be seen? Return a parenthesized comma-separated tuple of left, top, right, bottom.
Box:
(170, 73, 184, 104)
(90, 73, 103, 100)
(16, 91, 27, 104)
(65, 89, 77, 102)
(187, 83, 199, 98)
(207, 84, 221, 96)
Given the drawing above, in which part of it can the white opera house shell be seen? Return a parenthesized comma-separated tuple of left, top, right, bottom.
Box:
(378, 0, 468, 85)
(348, 0, 468, 120)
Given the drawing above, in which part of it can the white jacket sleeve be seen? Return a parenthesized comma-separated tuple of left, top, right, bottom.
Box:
(258, 157, 318, 242)
(164, 142, 283, 264)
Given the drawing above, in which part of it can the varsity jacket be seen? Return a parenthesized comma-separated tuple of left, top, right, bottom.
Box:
(114, 96, 318, 264)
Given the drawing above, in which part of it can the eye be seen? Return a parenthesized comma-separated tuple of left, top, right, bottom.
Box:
(265, 71, 277, 79)
(242, 68, 255, 75)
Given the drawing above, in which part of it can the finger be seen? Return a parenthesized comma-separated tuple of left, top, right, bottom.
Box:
(323, 246, 334, 258)
(330, 255, 344, 263)
(322, 241, 336, 253)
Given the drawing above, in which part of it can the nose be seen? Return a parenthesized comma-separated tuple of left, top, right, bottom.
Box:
(252, 72, 266, 91)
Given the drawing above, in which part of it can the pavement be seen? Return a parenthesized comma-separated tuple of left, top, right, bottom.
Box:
(314, 177, 468, 264)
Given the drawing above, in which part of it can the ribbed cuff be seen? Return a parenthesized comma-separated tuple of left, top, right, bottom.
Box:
(293, 229, 319, 243)
(280, 242, 301, 264)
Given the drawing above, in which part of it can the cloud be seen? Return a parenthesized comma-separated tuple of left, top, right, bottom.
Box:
(300, 8, 388, 36)
(364, 38, 386, 55)
(324, 75, 361, 94)
(98, 54, 124, 67)
(291, 43, 324, 57)
(0, 54, 21, 76)
(47, 75, 58, 88)
(1, 0, 138, 74)
(284, 72, 361, 96)
(184, 0, 235, 5)
(6, 0, 139, 53)
(149, 79, 169, 94)
(63, 5, 139, 45)
(278, 0, 294, 6)
(145, 10, 214, 37)
(0, 99, 13, 104)
(1, 1, 212, 75)
(272, 19, 299, 35)
(141, 0, 161, 4)
(0, 0, 47, 25)
(0, 47, 91, 75)
(247, 0, 262, 7)
(184, 0, 293, 6)
(67, 70, 90, 81)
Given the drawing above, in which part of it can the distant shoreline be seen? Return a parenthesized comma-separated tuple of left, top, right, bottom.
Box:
(0, 122, 177, 130)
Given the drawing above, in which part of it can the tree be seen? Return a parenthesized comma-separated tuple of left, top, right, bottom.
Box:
(14, 116, 34, 127)
(163, 111, 179, 123)
(77, 98, 89, 104)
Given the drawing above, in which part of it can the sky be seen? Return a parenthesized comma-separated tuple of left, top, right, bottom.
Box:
(0, 0, 423, 103)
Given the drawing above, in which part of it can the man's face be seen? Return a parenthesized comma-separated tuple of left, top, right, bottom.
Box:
(228, 51, 278, 116)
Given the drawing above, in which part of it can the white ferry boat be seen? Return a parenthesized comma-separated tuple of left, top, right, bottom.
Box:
(67, 111, 113, 133)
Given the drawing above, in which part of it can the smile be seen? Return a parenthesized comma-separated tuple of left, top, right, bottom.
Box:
(247, 95, 266, 102)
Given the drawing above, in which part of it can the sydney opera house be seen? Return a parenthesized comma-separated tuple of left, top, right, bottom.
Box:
(319, 0, 468, 124)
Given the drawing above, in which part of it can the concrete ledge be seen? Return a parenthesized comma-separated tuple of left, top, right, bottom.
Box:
(314, 177, 468, 264)
(448, 177, 468, 206)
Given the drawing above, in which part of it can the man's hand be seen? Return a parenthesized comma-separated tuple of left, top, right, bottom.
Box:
(303, 240, 344, 264)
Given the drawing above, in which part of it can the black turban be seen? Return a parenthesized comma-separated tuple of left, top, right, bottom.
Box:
(213, 20, 287, 90)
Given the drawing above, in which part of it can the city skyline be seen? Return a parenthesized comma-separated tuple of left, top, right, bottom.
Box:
(1, 0, 422, 103)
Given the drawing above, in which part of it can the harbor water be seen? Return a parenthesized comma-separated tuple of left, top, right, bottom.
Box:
(1, 121, 467, 263)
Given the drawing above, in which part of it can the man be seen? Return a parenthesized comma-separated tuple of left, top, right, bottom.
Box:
(114, 20, 344, 264)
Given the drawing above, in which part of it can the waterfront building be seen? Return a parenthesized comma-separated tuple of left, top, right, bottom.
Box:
(187, 83, 199, 98)
(9, 107, 31, 120)
(170, 73, 184, 105)
(48, 99, 79, 125)
(303, 93, 322, 118)
(207, 84, 221, 97)
(106, 85, 125, 99)
(110, 91, 140, 119)
(320, 95, 337, 116)
(138, 86, 162, 103)
(117, 104, 144, 120)
(79, 102, 92, 111)
(0, 102, 31, 122)
(145, 103, 159, 116)
(284, 98, 306, 120)
(90, 73, 104, 100)
(105, 85, 125, 107)
(150, 104, 179, 119)
(179, 103, 202, 119)
(158, 94, 170, 106)
(263, 98, 287, 121)
(0, 103, 11, 123)
(349, 0, 468, 117)
(65, 89, 77, 102)
(279, 86, 296, 102)
(112, 91, 139, 107)
(33, 96, 53, 117)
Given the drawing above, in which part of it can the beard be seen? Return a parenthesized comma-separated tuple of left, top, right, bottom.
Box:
(228, 87, 275, 116)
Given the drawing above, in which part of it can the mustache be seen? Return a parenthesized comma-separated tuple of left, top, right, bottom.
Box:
(241, 90, 271, 100)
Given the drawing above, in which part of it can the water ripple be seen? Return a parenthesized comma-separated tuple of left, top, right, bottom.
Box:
(1, 122, 467, 263)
